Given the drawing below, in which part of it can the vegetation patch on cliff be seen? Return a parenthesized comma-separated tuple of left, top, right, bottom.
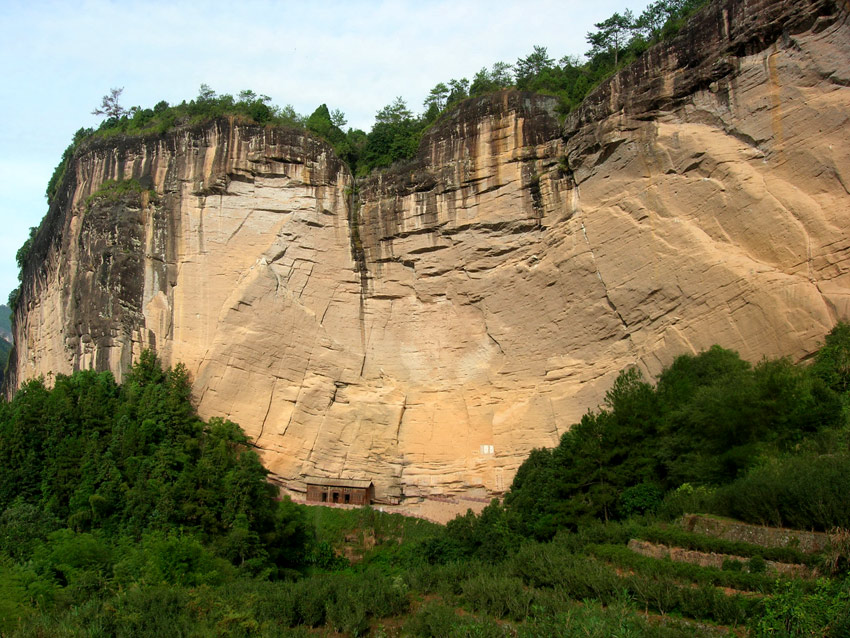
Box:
(83, 178, 157, 212)
(42, 0, 710, 198)
(88, 85, 303, 140)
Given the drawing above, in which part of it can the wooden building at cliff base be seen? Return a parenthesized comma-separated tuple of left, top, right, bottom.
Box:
(305, 477, 373, 505)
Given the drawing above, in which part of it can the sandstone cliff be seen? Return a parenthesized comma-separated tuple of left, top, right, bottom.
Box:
(9, 0, 850, 502)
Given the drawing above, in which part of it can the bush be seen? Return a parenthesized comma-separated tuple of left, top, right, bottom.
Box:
(307, 539, 348, 570)
(748, 555, 767, 574)
(517, 597, 700, 638)
(625, 573, 753, 625)
(752, 578, 850, 637)
(111, 586, 192, 638)
(722, 558, 744, 572)
(0, 557, 37, 633)
(0, 501, 60, 561)
(248, 581, 301, 628)
(114, 531, 233, 588)
(363, 573, 409, 618)
(656, 483, 718, 520)
(460, 574, 533, 621)
(84, 179, 150, 210)
(30, 529, 114, 602)
(325, 586, 369, 637)
(507, 542, 586, 589)
(587, 543, 781, 593)
(717, 454, 850, 531)
(619, 483, 663, 518)
(293, 577, 332, 627)
(406, 560, 484, 597)
(403, 601, 462, 638)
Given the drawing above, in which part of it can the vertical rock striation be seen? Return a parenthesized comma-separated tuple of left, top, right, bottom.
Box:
(9, 0, 850, 501)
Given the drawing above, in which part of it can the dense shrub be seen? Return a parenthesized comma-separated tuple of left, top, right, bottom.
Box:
(404, 561, 474, 595)
(0, 501, 60, 561)
(0, 352, 311, 581)
(715, 454, 850, 531)
(461, 573, 534, 621)
(752, 578, 850, 638)
(325, 585, 369, 636)
(656, 483, 719, 520)
(499, 328, 848, 541)
(403, 602, 464, 638)
(516, 599, 704, 638)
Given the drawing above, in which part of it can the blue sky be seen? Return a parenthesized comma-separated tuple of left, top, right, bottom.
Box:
(0, 0, 650, 309)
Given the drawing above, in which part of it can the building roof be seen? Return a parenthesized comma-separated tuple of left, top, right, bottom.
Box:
(304, 476, 373, 489)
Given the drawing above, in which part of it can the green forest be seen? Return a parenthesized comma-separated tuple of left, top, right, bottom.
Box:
(1, 326, 849, 636)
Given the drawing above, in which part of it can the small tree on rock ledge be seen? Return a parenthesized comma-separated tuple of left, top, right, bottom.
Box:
(92, 87, 126, 120)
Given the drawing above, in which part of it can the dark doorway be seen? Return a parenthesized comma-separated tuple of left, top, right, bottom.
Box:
(321, 493, 327, 502)
(344, 493, 350, 504)
(332, 492, 339, 503)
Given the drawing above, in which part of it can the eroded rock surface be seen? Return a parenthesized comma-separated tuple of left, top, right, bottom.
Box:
(10, 0, 850, 502)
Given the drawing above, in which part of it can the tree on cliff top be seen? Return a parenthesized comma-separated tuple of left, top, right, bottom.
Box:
(92, 87, 126, 120)
(358, 97, 420, 175)
(375, 97, 413, 125)
(514, 45, 554, 89)
(586, 10, 634, 66)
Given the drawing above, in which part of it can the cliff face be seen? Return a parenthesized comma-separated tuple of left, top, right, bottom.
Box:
(558, 0, 850, 368)
(10, 0, 850, 501)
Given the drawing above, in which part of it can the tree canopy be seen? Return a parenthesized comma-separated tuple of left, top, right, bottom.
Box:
(503, 330, 850, 541)
(0, 352, 310, 577)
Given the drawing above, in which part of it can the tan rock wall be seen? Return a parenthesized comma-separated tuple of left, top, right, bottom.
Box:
(10, 0, 850, 502)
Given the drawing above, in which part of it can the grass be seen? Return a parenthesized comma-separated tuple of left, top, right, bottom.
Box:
(83, 179, 157, 211)
(306, 505, 441, 550)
